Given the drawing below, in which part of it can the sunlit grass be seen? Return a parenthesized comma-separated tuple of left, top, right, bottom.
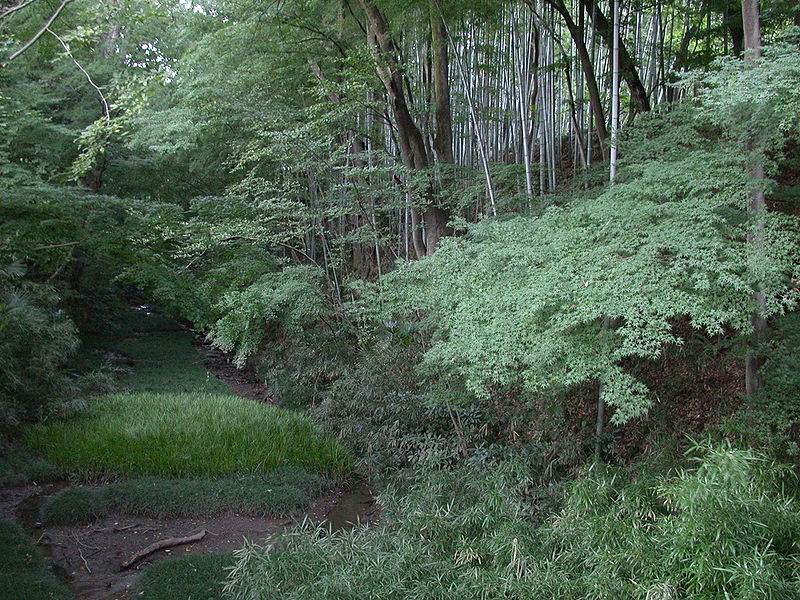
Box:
(24, 392, 351, 479)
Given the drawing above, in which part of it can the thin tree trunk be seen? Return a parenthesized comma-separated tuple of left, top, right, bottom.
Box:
(580, 0, 651, 113)
(541, 0, 609, 148)
(741, 0, 766, 397)
(609, 0, 620, 183)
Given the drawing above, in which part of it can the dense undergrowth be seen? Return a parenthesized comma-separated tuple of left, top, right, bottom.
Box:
(1, 4, 800, 599)
(227, 445, 800, 600)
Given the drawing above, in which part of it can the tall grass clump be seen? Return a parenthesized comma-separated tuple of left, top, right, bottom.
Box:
(226, 468, 538, 600)
(41, 468, 326, 524)
(0, 521, 71, 600)
(531, 442, 800, 599)
(24, 392, 351, 478)
(226, 444, 800, 600)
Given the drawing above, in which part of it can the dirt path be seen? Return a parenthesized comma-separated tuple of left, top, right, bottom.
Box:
(1, 316, 377, 600)
(195, 339, 273, 403)
(3, 482, 376, 600)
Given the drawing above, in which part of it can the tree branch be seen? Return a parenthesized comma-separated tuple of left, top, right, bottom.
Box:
(0, 0, 37, 21)
(47, 26, 109, 117)
(3, 0, 74, 65)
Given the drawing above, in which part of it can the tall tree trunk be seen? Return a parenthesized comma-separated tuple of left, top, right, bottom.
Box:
(741, 0, 766, 397)
(580, 0, 651, 113)
(430, 7, 454, 165)
(542, 0, 608, 148)
(358, 0, 449, 257)
(726, 0, 745, 56)
(609, 0, 620, 183)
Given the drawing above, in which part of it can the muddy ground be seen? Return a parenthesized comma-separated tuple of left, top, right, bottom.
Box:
(0, 337, 376, 600)
(1, 481, 375, 600)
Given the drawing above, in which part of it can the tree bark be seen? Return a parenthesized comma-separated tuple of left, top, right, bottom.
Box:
(580, 0, 651, 113)
(358, 0, 449, 256)
(609, 0, 620, 183)
(542, 0, 608, 146)
(741, 0, 766, 397)
(430, 7, 454, 165)
(726, 0, 745, 55)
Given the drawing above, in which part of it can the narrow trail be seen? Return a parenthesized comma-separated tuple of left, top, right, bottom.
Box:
(0, 309, 377, 600)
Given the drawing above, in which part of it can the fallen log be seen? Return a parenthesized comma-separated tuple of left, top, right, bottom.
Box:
(120, 529, 207, 570)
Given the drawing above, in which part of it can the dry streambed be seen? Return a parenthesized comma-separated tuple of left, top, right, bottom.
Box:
(3, 481, 375, 600)
(2, 312, 376, 600)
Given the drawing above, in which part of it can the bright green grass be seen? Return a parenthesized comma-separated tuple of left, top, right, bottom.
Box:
(41, 467, 325, 524)
(0, 521, 71, 600)
(24, 392, 351, 478)
(138, 553, 232, 600)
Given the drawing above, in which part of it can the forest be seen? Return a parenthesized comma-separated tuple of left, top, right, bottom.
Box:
(1, 0, 799, 598)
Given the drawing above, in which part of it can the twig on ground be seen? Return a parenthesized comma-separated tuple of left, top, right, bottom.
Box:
(120, 529, 207, 570)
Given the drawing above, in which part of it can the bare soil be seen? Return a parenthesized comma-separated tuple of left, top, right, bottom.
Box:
(195, 340, 273, 403)
(2, 482, 376, 600)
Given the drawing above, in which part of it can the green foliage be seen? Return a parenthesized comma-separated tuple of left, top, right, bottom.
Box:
(0, 521, 71, 600)
(226, 467, 534, 600)
(724, 311, 800, 455)
(378, 94, 799, 424)
(535, 443, 800, 599)
(0, 445, 59, 486)
(210, 266, 331, 366)
(0, 273, 83, 431)
(312, 331, 573, 478)
(23, 392, 352, 478)
(227, 445, 800, 600)
(41, 467, 326, 525)
(0, 186, 165, 432)
(138, 553, 232, 600)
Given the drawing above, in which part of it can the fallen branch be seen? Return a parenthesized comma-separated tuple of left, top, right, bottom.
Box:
(91, 523, 142, 533)
(29, 241, 80, 251)
(120, 530, 207, 570)
(77, 546, 92, 573)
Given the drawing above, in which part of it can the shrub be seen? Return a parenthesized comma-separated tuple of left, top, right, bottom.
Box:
(226, 445, 800, 600)
(226, 467, 536, 600)
(0, 278, 82, 433)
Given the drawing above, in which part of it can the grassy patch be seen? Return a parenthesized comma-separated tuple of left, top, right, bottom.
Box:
(24, 392, 351, 478)
(42, 467, 326, 525)
(76, 306, 227, 395)
(116, 327, 229, 395)
(138, 553, 232, 600)
(0, 521, 71, 600)
(0, 445, 59, 486)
